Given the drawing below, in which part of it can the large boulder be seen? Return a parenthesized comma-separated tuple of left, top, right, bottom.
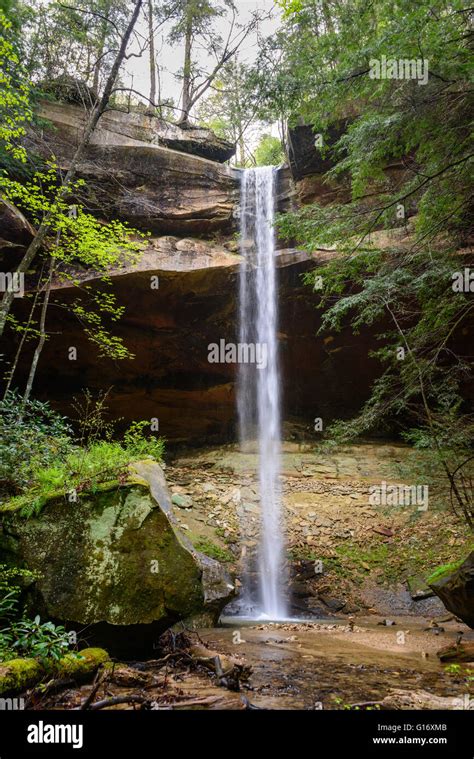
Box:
(0, 461, 234, 655)
(427, 552, 474, 628)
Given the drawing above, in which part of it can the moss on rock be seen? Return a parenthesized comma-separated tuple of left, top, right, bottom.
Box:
(426, 558, 465, 585)
(0, 462, 234, 649)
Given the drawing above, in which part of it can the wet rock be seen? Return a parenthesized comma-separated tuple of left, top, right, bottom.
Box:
(0, 461, 234, 655)
(319, 594, 345, 612)
(427, 552, 474, 628)
(407, 575, 435, 601)
(290, 582, 311, 599)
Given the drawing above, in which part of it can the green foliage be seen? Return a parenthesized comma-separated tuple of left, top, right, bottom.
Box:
(254, 133, 284, 167)
(194, 537, 233, 563)
(0, 564, 36, 624)
(13, 433, 164, 518)
(255, 0, 473, 244)
(0, 8, 32, 164)
(0, 391, 73, 495)
(0, 402, 164, 517)
(2, 166, 145, 361)
(0, 388, 164, 518)
(196, 60, 254, 165)
(24, 0, 130, 89)
(0, 615, 71, 662)
(123, 420, 165, 461)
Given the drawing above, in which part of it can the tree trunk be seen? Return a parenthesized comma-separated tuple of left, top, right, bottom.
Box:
(147, 0, 157, 114)
(22, 259, 54, 406)
(92, 16, 109, 95)
(179, 2, 193, 124)
(3, 274, 42, 398)
(0, 0, 143, 339)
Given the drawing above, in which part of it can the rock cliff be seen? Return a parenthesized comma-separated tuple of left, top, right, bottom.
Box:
(2, 102, 384, 443)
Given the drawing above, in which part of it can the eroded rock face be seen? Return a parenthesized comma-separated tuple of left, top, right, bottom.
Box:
(6, 236, 383, 443)
(428, 552, 474, 628)
(36, 100, 235, 162)
(26, 101, 239, 235)
(0, 461, 234, 654)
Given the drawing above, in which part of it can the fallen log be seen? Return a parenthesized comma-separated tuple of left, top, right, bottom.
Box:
(0, 648, 110, 696)
(382, 689, 462, 710)
(90, 695, 146, 710)
(188, 643, 251, 692)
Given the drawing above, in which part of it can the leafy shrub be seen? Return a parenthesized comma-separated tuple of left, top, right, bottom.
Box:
(0, 615, 71, 662)
(254, 133, 284, 166)
(0, 564, 37, 624)
(123, 421, 164, 461)
(0, 391, 73, 495)
(6, 425, 164, 517)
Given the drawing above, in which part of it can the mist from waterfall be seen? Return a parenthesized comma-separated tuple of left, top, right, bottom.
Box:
(237, 166, 287, 620)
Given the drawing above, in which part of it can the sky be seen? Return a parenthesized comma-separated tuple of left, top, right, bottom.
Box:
(123, 1, 281, 116)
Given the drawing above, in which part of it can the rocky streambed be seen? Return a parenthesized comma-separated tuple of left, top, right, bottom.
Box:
(1, 440, 473, 710)
(166, 441, 471, 619)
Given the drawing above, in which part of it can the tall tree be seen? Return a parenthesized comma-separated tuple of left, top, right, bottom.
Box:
(161, 0, 262, 124)
(146, 0, 157, 112)
(0, 0, 144, 337)
(196, 60, 255, 165)
(24, 0, 130, 93)
(270, 0, 474, 525)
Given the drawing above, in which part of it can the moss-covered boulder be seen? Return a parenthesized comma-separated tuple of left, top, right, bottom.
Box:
(427, 551, 474, 628)
(0, 461, 234, 654)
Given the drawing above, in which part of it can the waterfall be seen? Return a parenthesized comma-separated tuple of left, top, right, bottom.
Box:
(238, 167, 287, 620)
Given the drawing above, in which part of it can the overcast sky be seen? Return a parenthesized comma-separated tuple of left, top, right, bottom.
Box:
(124, 1, 281, 113)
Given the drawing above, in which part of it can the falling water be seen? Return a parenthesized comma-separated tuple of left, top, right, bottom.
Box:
(238, 167, 287, 620)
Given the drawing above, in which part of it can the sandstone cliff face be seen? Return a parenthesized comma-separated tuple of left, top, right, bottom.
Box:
(8, 236, 381, 443)
(3, 102, 384, 443)
(27, 100, 239, 235)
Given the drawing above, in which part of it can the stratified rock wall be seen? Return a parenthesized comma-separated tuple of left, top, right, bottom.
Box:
(2, 102, 383, 442)
(26, 101, 239, 235)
